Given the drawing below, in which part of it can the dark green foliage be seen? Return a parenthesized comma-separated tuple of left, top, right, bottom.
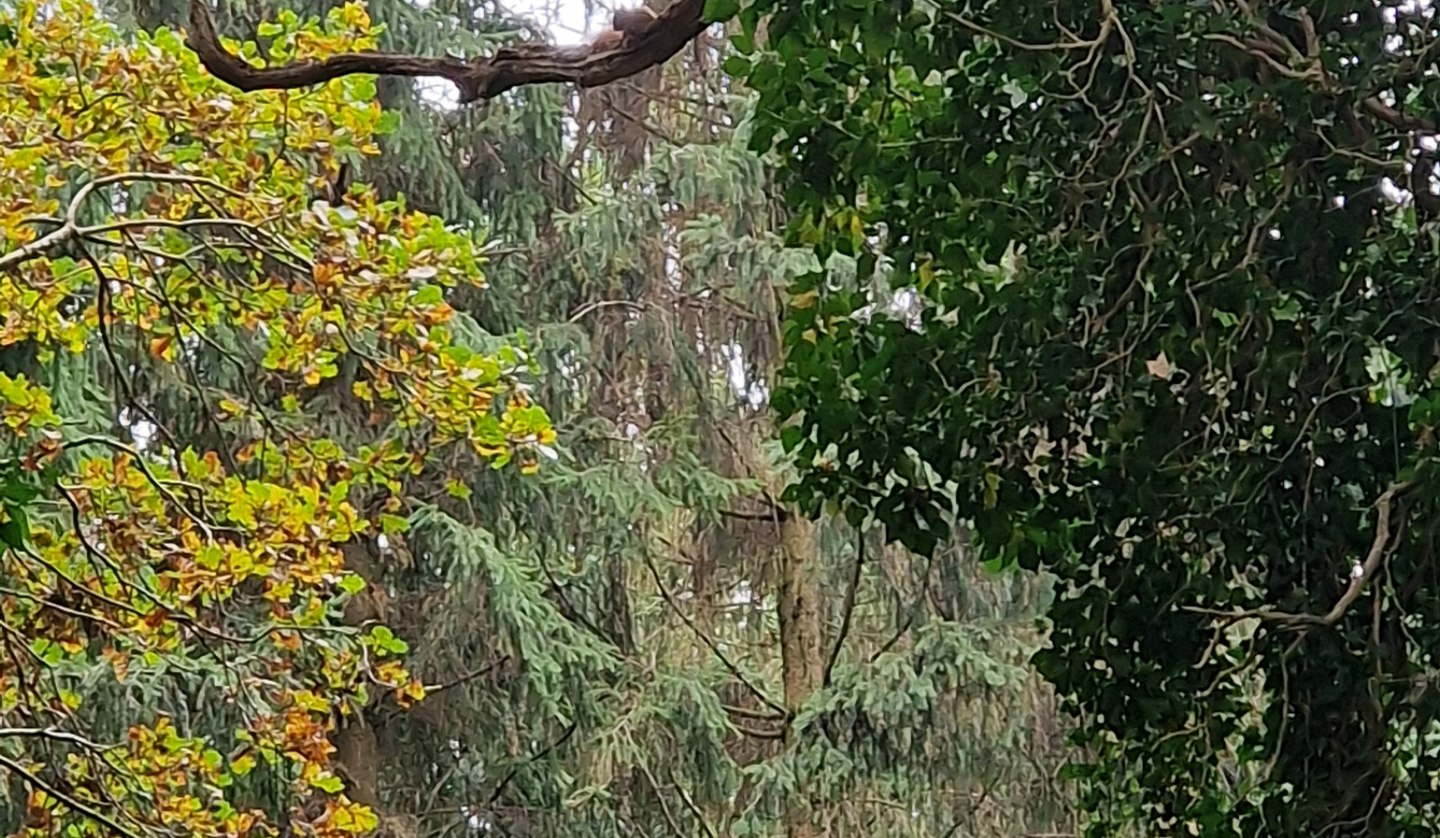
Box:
(739, 0, 1440, 834)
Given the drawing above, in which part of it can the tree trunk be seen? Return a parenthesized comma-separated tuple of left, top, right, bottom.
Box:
(776, 513, 823, 838)
(334, 542, 389, 814)
(333, 715, 382, 810)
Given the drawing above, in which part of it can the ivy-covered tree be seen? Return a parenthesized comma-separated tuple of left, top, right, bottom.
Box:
(730, 0, 1440, 835)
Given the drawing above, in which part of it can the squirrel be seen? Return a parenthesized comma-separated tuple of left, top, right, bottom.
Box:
(589, 6, 657, 53)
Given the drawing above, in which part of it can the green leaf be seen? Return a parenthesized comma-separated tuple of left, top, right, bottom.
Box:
(0, 503, 31, 549)
(1271, 296, 1302, 321)
(367, 625, 409, 655)
(703, 0, 740, 22)
(379, 513, 410, 534)
(0, 476, 39, 504)
(338, 573, 366, 595)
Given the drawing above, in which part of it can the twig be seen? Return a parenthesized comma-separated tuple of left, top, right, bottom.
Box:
(1184, 481, 1413, 629)
(719, 507, 790, 523)
(823, 528, 864, 688)
(635, 762, 685, 837)
(869, 614, 913, 662)
(722, 703, 785, 721)
(0, 727, 115, 751)
(668, 769, 718, 838)
(423, 654, 510, 695)
(732, 722, 785, 739)
(640, 547, 785, 716)
(0, 172, 251, 270)
(942, 10, 1101, 52)
(485, 720, 578, 807)
(0, 753, 144, 838)
(566, 298, 646, 323)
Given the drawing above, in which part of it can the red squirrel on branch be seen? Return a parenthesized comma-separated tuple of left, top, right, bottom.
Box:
(589, 6, 658, 53)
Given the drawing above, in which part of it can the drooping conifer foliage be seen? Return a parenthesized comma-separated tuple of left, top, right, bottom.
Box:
(735, 0, 1440, 834)
(252, 0, 1071, 833)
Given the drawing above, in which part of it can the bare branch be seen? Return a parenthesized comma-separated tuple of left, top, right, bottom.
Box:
(0, 727, 115, 751)
(822, 527, 864, 689)
(0, 754, 145, 838)
(1361, 96, 1437, 133)
(640, 546, 787, 716)
(0, 171, 252, 271)
(423, 654, 510, 695)
(185, 0, 712, 104)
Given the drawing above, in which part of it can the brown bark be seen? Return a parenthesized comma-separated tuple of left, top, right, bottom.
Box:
(692, 526, 718, 632)
(333, 542, 387, 813)
(776, 514, 824, 838)
(606, 555, 635, 655)
(184, 0, 713, 104)
(332, 715, 382, 810)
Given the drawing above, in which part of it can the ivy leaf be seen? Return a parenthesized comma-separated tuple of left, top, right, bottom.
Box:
(1145, 352, 1174, 380)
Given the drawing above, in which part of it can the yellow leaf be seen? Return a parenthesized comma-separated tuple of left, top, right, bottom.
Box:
(231, 753, 256, 776)
(397, 677, 426, 708)
(918, 258, 935, 289)
(292, 689, 329, 713)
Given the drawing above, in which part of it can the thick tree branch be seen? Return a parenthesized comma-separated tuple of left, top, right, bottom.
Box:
(185, 0, 711, 104)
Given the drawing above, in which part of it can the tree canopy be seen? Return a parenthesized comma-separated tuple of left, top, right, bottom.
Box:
(9, 0, 1440, 835)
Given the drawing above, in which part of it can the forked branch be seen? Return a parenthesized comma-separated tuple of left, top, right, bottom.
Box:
(184, 0, 712, 104)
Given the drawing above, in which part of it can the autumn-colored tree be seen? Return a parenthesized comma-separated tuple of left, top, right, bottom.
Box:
(0, 1, 551, 834)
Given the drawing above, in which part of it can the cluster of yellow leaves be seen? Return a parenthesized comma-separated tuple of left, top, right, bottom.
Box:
(0, 0, 551, 835)
(0, 373, 60, 437)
